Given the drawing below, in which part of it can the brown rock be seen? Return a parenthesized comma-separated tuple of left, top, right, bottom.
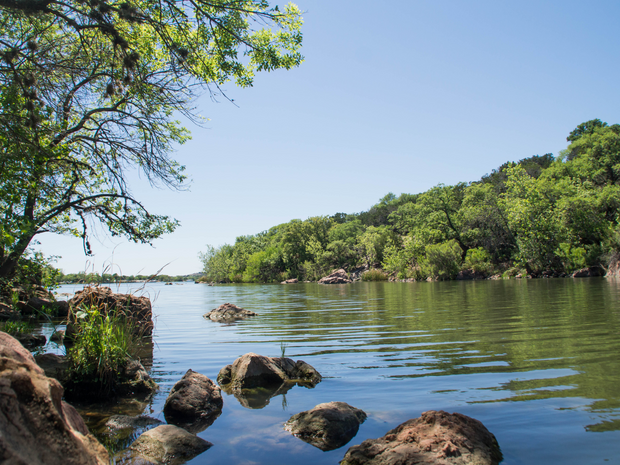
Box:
(217, 352, 322, 391)
(34, 353, 69, 382)
(203, 302, 257, 322)
(163, 369, 223, 433)
(125, 424, 212, 465)
(281, 278, 299, 284)
(456, 269, 487, 280)
(285, 401, 367, 451)
(0, 332, 109, 465)
(0, 302, 20, 321)
(69, 286, 153, 335)
(572, 266, 604, 278)
(319, 269, 352, 284)
(341, 410, 502, 465)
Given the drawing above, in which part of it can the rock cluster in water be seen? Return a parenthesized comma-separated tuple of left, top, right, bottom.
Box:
(203, 302, 257, 322)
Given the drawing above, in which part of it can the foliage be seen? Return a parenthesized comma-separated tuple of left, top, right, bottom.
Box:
(0, 320, 33, 335)
(199, 120, 620, 282)
(0, 0, 304, 280)
(361, 269, 388, 281)
(66, 305, 139, 396)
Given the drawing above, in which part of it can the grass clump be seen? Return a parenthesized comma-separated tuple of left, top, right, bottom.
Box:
(65, 306, 140, 398)
(0, 320, 33, 335)
(361, 269, 389, 281)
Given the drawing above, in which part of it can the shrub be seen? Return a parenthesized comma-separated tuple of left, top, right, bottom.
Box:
(463, 247, 494, 274)
(420, 240, 462, 280)
(361, 269, 389, 281)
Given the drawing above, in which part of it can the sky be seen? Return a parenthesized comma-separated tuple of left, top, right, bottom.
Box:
(35, 0, 620, 276)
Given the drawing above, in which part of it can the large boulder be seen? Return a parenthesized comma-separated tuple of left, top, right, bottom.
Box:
(0, 332, 109, 465)
(340, 410, 502, 465)
(217, 352, 322, 391)
(203, 302, 257, 322)
(69, 286, 153, 335)
(34, 353, 69, 382)
(319, 269, 352, 284)
(123, 424, 212, 465)
(285, 402, 367, 451)
(163, 369, 223, 433)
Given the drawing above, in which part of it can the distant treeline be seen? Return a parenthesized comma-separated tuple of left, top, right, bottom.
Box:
(60, 272, 199, 284)
(200, 119, 620, 283)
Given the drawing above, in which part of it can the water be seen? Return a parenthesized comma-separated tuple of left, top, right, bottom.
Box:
(52, 278, 620, 464)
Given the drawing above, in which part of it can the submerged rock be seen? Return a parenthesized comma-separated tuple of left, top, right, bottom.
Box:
(228, 382, 295, 410)
(124, 424, 212, 465)
(285, 402, 367, 451)
(163, 369, 223, 433)
(0, 332, 109, 465)
(319, 269, 352, 284)
(203, 302, 257, 322)
(217, 352, 322, 391)
(340, 410, 502, 465)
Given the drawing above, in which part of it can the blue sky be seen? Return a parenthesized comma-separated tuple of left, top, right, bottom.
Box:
(37, 0, 620, 276)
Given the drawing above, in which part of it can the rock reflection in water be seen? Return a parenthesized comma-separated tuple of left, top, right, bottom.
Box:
(222, 381, 295, 409)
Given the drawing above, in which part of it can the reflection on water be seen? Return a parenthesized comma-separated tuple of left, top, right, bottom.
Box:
(54, 279, 620, 465)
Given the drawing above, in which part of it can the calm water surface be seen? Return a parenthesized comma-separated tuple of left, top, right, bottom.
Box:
(52, 279, 620, 464)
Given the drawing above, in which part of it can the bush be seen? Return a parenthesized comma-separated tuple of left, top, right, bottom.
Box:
(420, 240, 462, 280)
(361, 269, 389, 281)
(66, 306, 141, 397)
(463, 247, 493, 274)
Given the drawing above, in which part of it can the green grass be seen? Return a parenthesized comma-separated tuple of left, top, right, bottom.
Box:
(0, 320, 34, 335)
(66, 306, 141, 397)
(361, 269, 389, 281)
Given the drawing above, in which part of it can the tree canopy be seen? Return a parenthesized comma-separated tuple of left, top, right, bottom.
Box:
(200, 120, 620, 283)
(0, 0, 304, 279)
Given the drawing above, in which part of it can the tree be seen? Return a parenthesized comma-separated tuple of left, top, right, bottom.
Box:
(0, 0, 303, 280)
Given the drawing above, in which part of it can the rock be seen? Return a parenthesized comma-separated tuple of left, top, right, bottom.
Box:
(125, 424, 212, 465)
(285, 402, 367, 451)
(69, 286, 153, 335)
(163, 369, 223, 433)
(0, 332, 109, 465)
(203, 302, 257, 322)
(101, 414, 163, 451)
(572, 266, 604, 278)
(228, 382, 295, 410)
(14, 332, 46, 348)
(50, 328, 65, 342)
(456, 269, 487, 280)
(0, 302, 20, 320)
(319, 268, 352, 284)
(63, 358, 158, 401)
(281, 278, 299, 284)
(217, 352, 322, 391)
(34, 353, 69, 382)
(25, 296, 69, 317)
(340, 410, 502, 465)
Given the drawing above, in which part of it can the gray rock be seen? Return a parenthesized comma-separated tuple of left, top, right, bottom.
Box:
(163, 369, 223, 433)
(203, 302, 257, 322)
(126, 424, 212, 465)
(217, 352, 322, 391)
(285, 401, 367, 451)
(34, 353, 69, 382)
(340, 410, 502, 465)
(105, 414, 163, 432)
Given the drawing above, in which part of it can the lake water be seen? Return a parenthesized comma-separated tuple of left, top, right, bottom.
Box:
(48, 278, 620, 464)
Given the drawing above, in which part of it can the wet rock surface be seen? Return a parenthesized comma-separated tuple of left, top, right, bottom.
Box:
(203, 302, 257, 322)
(217, 352, 322, 391)
(34, 353, 69, 382)
(163, 369, 223, 433)
(340, 410, 502, 465)
(285, 401, 367, 451)
(122, 424, 212, 465)
(69, 286, 153, 335)
(0, 332, 109, 465)
(319, 268, 352, 284)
